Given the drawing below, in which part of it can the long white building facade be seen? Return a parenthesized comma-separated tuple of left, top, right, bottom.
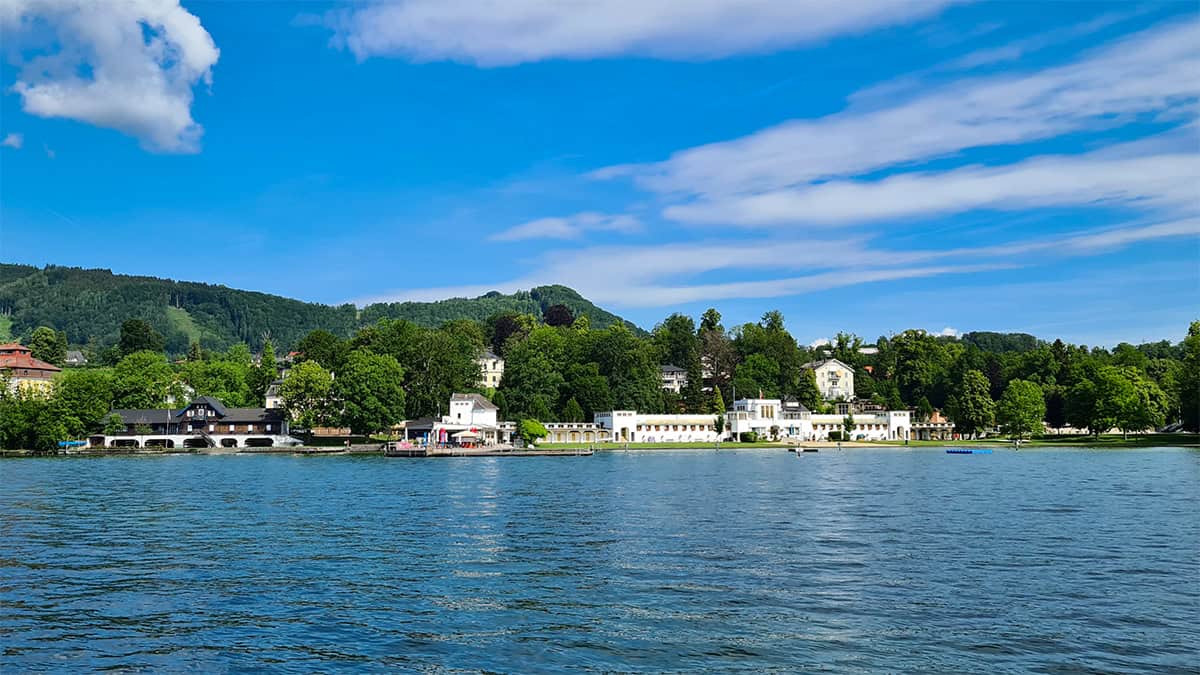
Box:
(595, 411, 723, 443)
(725, 398, 910, 442)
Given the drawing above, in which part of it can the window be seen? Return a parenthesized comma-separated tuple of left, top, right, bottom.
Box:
(208, 424, 214, 432)
(228, 424, 235, 432)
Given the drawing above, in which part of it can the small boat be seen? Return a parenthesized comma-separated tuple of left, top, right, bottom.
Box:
(801, 448, 819, 453)
(946, 448, 992, 455)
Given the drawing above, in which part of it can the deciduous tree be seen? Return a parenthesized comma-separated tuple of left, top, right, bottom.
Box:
(29, 326, 67, 366)
(280, 360, 334, 430)
(333, 351, 406, 435)
(996, 379, 1046, 439)
(946, 369, 994, 438)
(118, 319, 164, 357)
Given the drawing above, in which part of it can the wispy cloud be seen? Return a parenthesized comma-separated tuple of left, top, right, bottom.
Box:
(946, 11, 1139, 70)
(356, 218, 1199, 308)
(664, 147, 1199, 227)
(326, 0, 955, 66)
(1, 133, 22, 149)
(491, 212, 641, 241)
(1, 0, 219, 152)
(596, 18, 1199, 199)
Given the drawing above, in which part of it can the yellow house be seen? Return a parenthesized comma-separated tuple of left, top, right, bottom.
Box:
(0, 343, 61, 394)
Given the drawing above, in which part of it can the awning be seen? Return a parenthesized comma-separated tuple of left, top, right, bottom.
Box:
(452, 430, 480, 439)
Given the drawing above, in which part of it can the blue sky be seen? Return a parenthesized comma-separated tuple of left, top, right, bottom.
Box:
(1, 1, 1197, 346)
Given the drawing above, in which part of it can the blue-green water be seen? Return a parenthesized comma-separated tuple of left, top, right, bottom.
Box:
(1, 449, 1197, 673)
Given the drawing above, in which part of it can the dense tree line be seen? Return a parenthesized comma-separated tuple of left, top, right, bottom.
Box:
(2, 300, 1196, 449)
(0, 264, 639, 356)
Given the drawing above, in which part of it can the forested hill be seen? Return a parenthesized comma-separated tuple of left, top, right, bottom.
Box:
(0, 264, 640, 353)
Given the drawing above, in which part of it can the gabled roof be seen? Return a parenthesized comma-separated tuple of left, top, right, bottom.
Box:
(801, 358, 853, 371)
(478, 349, 502, 361)
(451, 392, 498, 410)
(782, 397, 810, 412)
(0, 351, 61, 374)
(116, 406, 284, 425)
(660, 364, 686, 373)
(174, 396, 229, 418)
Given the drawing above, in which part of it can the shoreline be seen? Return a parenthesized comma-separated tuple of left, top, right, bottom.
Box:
(2, 435, 1195, 457)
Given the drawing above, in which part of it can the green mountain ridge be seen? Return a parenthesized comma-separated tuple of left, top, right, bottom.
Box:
(0, 263, 641, 353)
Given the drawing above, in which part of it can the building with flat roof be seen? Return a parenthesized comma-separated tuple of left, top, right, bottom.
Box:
(725, 397, 910, 442)
(594, 410, 722, 443)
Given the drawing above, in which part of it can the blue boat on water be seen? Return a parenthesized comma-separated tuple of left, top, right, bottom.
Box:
(946, 448, 992, 455)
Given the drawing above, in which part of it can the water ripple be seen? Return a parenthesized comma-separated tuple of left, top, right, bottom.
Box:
(1, 449, 1197, 672)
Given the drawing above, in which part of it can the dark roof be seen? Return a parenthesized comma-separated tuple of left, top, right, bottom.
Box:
(451, 392, 498, 410)
(173, 396, 228, 419)
(114, 407, 284, 425)
(782, 398, 810, 412)
(193, 396, 228, 416)
(112, 409, 180, 425)
(222, 408, 285, 423)
(479, 350, 501, 360)
(660, 364, 685, 373)
(403, 417, 439, 431)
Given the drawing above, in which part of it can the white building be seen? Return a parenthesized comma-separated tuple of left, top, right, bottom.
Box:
(724, 397, 910, 442)
(447, 392, 498, 428)
(594, 411, 722, 443)
(659, 364, 687, 393)
(802, 358, 855, 401)
(477, 350, 504, 388)
(402, 393, 512, 446)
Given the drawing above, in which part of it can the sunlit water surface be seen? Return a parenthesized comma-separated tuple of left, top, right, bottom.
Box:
(1, 448, 1197, 673)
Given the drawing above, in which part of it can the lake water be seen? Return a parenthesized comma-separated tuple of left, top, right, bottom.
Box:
(1, 448, 1197, 673)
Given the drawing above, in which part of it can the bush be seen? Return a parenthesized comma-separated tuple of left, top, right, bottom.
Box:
(519, 418, 548, 443)
(827, 430, 844, 441)
(738, 431, 759, 443)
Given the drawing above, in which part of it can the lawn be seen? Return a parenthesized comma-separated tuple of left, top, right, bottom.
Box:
(860, 433, 1197, 449)
(536, 441, 789, 450)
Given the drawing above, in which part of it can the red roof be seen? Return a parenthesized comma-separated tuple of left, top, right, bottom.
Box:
(0, 342, 29, 352)
(0, 353, 62, 374)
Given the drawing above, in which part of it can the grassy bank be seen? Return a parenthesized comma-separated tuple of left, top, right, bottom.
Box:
(536, 441, 788, 450)
(861, 433, 1197, 449)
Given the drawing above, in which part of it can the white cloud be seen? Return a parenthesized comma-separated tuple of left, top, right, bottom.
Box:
(598, 18, 1200, 200)
(1, 133, 22, 149)
(664, 148, 1199, 227)
(328, 0, 955, 66)
(945, 12, 1137, 70)
(491, 212, 641, 241)
(809, 338, 831, 349)
(2, 0, 220, 153)
(355, 217, 1199, 308)
(938, 327, 960, 337)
